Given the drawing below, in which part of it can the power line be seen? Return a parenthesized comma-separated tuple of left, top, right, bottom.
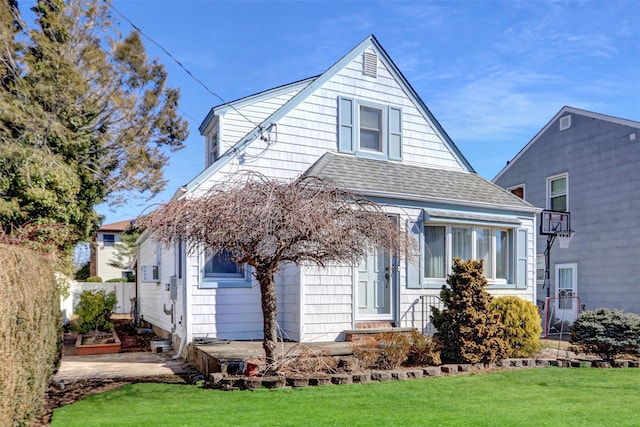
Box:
(109, 3, 261, 130)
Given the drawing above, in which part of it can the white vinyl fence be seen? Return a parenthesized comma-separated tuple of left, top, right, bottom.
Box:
(61, 280, 135, 324)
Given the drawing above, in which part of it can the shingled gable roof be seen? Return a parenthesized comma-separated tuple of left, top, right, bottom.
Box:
(183, 34, 473, 195)
(304, 152, 535, 211)
(99, 219, 132, 232)
(493, 106, 640, 182)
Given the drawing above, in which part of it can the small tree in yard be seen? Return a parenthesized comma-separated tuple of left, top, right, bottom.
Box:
(431, 258, 508, 364)
(140, 173, 412, 369)
(570, 308, 640, 362)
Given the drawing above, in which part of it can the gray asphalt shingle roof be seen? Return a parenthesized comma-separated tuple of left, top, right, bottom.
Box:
(303, 152, 535, 211)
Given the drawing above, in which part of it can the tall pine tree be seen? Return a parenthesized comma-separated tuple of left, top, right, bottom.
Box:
(431, 258, 508, 364)
(0, 0, 188, 249)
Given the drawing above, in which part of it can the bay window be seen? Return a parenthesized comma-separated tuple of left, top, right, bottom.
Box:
(424, 225, 512, 282)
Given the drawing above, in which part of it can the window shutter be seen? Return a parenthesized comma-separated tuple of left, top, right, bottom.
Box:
(338, 97, 354, 153)
(516, 228, 527, 288)
(406, 218, 423, 289)
(245, 265, 252, 283)
(388, 107, 402, 160)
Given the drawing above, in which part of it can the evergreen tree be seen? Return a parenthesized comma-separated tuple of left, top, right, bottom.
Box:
(431, 258, 508, 364)
(0, 0, 188, 247)
(107, 225, 139, 272)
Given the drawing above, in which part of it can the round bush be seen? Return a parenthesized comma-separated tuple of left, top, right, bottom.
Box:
(75, 289, 118, 334)
(491, 296, 542, 357)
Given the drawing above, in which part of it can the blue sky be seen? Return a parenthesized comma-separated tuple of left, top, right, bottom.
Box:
(85, 1, 638, 224)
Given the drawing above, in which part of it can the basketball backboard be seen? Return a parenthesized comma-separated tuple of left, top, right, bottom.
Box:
(540, 210, 571, 235)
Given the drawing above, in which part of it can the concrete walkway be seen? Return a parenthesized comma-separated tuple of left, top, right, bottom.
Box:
(53, 351, 196, 383)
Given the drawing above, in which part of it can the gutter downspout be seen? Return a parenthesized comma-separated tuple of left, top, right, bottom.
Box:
(173, 243, 189, 360)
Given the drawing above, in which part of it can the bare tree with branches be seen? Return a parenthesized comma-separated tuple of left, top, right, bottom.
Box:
(140, 173, 413, 368)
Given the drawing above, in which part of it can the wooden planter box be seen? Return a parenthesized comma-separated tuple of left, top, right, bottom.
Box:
(75, 330, 121, 355)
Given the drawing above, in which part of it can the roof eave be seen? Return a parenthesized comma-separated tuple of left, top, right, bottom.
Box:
(351, 188, 541, 214)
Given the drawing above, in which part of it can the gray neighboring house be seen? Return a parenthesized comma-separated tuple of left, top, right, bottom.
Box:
(493, 106, 640, 322)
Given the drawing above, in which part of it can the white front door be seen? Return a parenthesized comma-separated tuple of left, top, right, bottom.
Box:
(357, 247, 393, 320)
(555, 263, 578, 323)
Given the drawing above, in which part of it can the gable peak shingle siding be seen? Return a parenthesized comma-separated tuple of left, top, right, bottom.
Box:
(493, 106, 640, 182)
(305, 152, 534, 211)
(188, 35, 476, 194)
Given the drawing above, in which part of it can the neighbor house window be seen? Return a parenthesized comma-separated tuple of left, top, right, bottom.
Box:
(424, 225, 511, 282)
(204, 249, 243, 278)
(102, 234, 115, 247)
(547, 174, 568, 211)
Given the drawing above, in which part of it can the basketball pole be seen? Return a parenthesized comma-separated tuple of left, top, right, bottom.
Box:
(543, 234, 556, 298)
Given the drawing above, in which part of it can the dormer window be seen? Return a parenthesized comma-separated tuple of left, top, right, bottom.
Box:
(208, 132, 219, 166)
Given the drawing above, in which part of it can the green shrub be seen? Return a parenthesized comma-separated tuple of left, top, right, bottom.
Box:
(74, 262, 90, 280)
(0, 244, 62, 426)
(491, 296, 542, 357)
(75, 290, 118, 334)
(405, 329, 441, 366)
(351, 332, 412, 369)
(85, 276, 103, 282)
(570, 308, 640, 361)
(431, 259, 508, 364)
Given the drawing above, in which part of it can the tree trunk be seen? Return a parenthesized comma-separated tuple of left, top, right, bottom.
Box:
(257, 268, 278, 369)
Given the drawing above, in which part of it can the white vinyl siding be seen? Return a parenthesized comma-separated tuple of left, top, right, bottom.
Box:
(204, 47, 466, 185)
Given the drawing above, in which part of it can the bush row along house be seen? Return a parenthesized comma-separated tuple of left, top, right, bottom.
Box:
(493, 106, 640, 324)
(136, 35, 539, 349)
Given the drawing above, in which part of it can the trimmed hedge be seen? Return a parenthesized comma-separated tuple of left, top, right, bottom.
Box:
(0, 244, 62, 426)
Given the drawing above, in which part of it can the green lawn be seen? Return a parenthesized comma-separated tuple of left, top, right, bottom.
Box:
(52, 368, 640, 426)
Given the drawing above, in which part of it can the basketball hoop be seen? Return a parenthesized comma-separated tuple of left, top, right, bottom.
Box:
(557, 231, 574, 249)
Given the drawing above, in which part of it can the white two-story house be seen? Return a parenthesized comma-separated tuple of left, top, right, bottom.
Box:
(137, 35, 538, 351)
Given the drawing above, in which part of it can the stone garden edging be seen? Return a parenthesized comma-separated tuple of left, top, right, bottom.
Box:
(208, 357, 640, 390)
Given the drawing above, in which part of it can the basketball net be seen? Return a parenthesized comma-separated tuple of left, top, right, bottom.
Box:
(557, 231, 574, 249)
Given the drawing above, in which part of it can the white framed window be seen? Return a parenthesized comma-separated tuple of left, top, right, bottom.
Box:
(204, 249, 243, 278)
(424, 225, 511, 282)
(547, 173, 568, 211)
(102, 234, 115, 247)
(207, 131, 219, 166)
(359, 105, 383, 153)
(338, 97, 402, 160)
(200, 248, 251, 288)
